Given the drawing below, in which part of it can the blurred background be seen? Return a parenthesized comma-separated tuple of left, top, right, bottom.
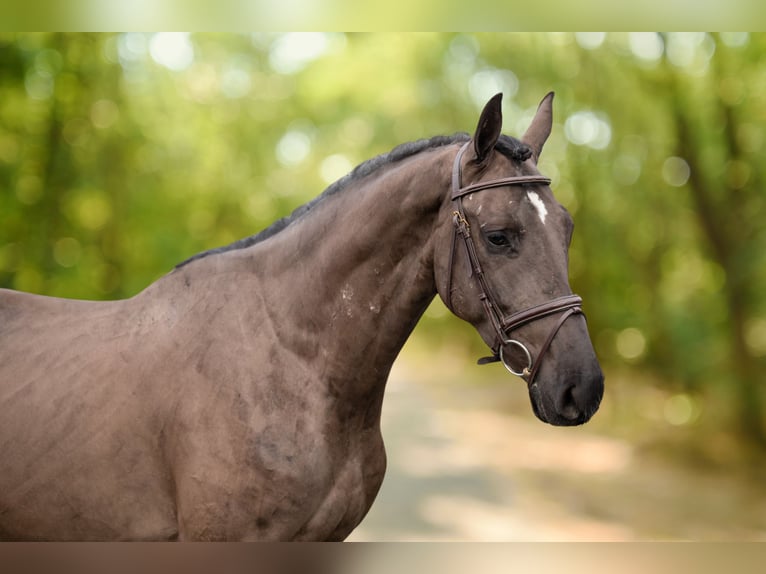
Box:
(0, 32, 764, 540)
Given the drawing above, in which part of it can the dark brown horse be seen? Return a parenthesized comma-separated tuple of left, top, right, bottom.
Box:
(0, 93, 603, 540)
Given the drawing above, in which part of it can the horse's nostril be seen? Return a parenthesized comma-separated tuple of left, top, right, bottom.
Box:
(558, 385, 581, 421)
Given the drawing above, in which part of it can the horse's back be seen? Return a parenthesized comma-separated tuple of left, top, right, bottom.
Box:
(0, 287, 67, 325)
(0, 287, 117, 334)
(0, 288, 125, 389)
(0, 288, 179, 540)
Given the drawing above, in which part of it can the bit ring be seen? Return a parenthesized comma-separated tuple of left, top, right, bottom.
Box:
(499, 339, 533, 377)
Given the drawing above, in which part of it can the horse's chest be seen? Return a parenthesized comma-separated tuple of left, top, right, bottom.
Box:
(253, 422, 386, 540)
(295, 435, 386, 540)
(176, 407, 386, 541)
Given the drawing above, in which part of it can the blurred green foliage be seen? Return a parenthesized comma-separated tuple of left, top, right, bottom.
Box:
(0, 33, 764, 447)
(2, 1, 765, 31)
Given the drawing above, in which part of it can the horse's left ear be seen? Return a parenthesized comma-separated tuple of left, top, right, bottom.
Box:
(473, 93, 503, 163)
(522, 92, 554, 162)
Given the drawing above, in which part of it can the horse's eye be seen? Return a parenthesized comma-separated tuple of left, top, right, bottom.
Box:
(486, 232, 510, 247)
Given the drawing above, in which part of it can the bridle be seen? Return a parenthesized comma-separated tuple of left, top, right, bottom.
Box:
(445, 141, 584, 384)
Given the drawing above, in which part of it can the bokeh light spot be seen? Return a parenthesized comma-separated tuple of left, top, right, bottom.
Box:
(662, 156, 691, 187)
(149, 33, 194, 72)
(320, 154, 353, 185)
(53, 237, 82, 268)
(276, 130, 312, 167)
(564, 111, 612, 150)
(616, 327, 646, 361)
(664, 393, 697, 426)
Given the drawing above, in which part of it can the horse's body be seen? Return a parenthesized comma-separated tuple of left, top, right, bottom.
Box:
(0, 94, 603, 540)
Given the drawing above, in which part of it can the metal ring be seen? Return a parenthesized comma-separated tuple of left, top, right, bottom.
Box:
(499, 340, 533, 377)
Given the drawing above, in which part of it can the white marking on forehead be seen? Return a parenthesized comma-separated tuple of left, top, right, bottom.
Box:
(527, 191, 548, 225)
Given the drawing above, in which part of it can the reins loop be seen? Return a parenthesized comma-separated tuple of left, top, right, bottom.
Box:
(445, 141, 584, 385)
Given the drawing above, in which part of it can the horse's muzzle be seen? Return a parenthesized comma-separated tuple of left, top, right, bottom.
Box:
(528, 367, 604, 427)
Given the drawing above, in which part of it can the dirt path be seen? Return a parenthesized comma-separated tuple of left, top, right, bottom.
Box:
(349, 353, 766, 541)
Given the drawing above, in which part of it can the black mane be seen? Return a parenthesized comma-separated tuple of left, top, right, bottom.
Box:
(176, 133, 531, 268)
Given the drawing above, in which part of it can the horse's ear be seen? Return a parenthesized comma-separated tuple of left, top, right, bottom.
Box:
(472, 93, 503, 163)
(522, 92, 554, 162)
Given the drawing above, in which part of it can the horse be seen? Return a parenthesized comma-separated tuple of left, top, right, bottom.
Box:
(0, 93, 604, 541)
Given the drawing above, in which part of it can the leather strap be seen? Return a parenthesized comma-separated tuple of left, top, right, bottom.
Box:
(450, 142, 551, 200)
(502, 294, 583, 332)
(526, 306, 582, 384)
(453, 176, 552, 199)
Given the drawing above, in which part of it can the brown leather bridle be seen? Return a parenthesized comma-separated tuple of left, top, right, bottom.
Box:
(445, 141, 584, 384)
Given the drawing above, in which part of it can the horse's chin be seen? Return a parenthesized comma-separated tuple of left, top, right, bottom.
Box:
(528, 382, 597, 427)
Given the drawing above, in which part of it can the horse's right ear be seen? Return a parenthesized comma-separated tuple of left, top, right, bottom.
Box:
(472, 93, 503, 163)
(522, 92, 554, 162)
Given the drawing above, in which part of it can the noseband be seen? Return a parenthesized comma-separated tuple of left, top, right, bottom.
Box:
(445, 141, 584, 384)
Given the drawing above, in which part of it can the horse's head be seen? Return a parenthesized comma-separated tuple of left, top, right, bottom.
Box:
(434, 93, 604, 426)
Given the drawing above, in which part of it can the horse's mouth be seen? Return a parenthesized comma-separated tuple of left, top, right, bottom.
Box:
(528, 381, 601, 427)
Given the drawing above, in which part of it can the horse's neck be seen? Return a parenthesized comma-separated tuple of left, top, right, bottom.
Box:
(256, 147, 453, 393)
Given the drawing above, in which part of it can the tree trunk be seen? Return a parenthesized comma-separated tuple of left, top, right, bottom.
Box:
(667, 58, 765, 448)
